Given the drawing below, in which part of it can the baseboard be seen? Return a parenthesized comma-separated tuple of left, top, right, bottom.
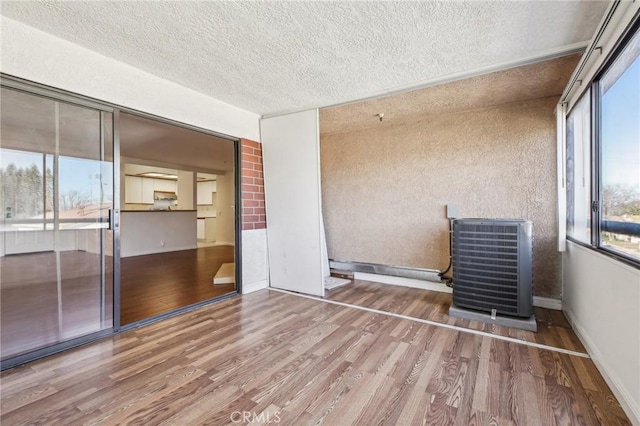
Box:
(355, 272, 562, 310)
(533, 296, 562, 311)
(563, 307, 640, 424)
(242, 279, 269, 295)
(355, 272, 452, 293)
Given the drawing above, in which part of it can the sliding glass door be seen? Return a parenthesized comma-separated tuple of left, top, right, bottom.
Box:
(0, 86, 115, 363)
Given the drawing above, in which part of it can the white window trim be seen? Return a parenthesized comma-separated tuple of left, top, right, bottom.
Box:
(556, 103, 567, 251)
(557, 1, 639, 252)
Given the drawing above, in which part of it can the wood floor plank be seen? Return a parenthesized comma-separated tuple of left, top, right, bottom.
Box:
(327, 280, 587, 353)
(346, 342, 411, 424)
(320, 370, 378, 425)
(120, 246, 236, 325)
(248, 354, 318, 406)
(160, 383, 244, 425)
(422, 392, 458, 425)
(453, 356, 479, 424)
(0, 288, 630, 425)
(75, 361, 195, 413)
(471, 337, 491, 412)
(517, 373, 543, 425)
(279, 359, 353, 419)
(0, 382, 58, 415)
(86, 366, 208, 425)
(4, 384, 104, 425)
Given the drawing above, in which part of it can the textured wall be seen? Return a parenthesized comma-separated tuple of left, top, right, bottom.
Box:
(321, 96, 561, 297)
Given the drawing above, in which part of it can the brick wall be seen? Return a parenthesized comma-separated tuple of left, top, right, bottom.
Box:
(241, 139, 266, 230)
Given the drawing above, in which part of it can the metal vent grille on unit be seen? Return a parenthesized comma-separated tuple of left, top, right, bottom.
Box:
(452, 219, 533, 318)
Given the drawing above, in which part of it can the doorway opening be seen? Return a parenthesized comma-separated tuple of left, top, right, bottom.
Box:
(119, 112, 238, 326)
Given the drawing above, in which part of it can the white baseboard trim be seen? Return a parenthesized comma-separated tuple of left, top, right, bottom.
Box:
(563, 307, 639, 425)
(242, 279, 269, 295)
(532, 296, 563, 311)
(355, 272, 562, 310)
(355, 272, 452, 293)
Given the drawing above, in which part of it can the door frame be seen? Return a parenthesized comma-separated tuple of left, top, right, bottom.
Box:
(116, 109, 243, 331)
(0, 74, 242, 370)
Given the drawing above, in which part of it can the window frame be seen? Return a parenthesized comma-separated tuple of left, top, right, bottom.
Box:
(591, 79, 601, 249)
(565, 88, 593, 244)
(565, 16, 640, 269)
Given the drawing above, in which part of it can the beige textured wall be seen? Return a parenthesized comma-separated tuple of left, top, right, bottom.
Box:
(321, 96, 561, 298)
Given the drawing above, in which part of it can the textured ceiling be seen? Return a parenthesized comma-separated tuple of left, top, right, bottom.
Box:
(1, 1, 607, 115)
(320, 54, 581, 135)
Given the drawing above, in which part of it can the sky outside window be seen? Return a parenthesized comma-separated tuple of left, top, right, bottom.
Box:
(601, 56, 640, 193)
(600, 31, 640, 260)
(1, 148, 113, 216)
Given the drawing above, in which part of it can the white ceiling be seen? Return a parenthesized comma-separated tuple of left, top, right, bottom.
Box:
(1, 1, 608, 115)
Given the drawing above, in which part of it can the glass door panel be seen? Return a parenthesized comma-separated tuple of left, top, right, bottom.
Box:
(0, 88, 114, 360)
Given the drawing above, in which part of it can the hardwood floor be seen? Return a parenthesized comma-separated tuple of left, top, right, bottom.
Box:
(0, 288, 629, 425)
(0, 251, 113, 360)
(326, 280, 586, 353)
(0, 246, 235, 359)
(120, 246, 236, 325)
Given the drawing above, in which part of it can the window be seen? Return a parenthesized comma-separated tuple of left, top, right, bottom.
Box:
(598, 27, 640, 261)
(566, 90, 592, 243)
(0, 149, 49, 223)
(566, 22, 640, 264)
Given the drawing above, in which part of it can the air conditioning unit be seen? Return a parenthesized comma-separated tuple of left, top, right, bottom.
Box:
(451, 218, 533, 318)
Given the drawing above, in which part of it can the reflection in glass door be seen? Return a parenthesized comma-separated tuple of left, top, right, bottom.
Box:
(0, 87, 115, 362)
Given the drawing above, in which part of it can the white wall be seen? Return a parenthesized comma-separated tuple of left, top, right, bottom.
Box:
(563, 241, 640, 424)
(241, 228, 269, 294)
(120, 211, 197, 257)
(261, 110, 324, 297)
(0, 16, 260, 141)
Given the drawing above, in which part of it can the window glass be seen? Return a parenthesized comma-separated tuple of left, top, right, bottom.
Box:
(0, 87, 114, 361)
(0, 149, 47, 222)
(566, 90, 592, 243)
(599, 28, 640, 260)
